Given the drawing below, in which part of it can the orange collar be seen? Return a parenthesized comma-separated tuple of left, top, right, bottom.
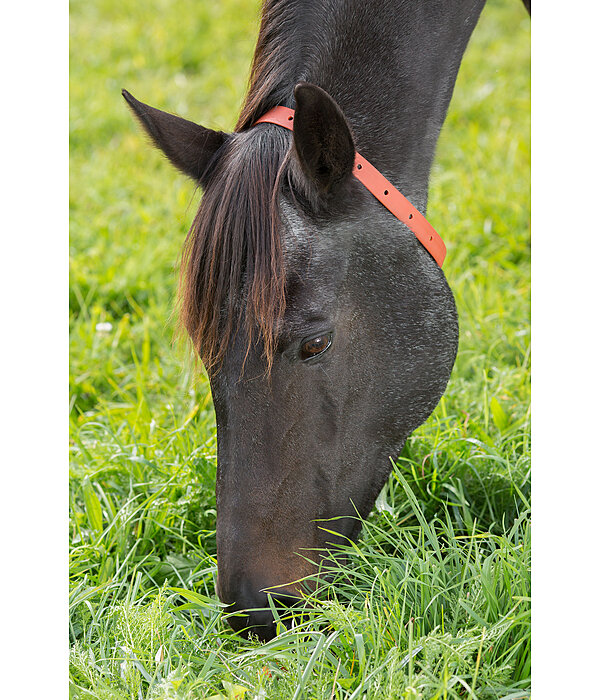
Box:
(255, 106, 446, 267)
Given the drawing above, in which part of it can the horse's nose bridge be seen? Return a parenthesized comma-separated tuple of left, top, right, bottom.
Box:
(214, 388, 282, 482)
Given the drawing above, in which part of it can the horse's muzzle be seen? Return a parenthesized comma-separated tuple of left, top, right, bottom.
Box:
(220, 579, 304, 641)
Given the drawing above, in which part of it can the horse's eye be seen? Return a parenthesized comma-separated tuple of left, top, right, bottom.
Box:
(300, 334, 332, 360)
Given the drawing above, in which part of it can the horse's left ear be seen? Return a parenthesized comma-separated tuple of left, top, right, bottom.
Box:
(122, 89, 226, 185)
(292, 82, 355, 194)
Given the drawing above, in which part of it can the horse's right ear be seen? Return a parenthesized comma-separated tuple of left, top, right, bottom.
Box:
(122, 89, 226, 185)
(292, 82, 355, 195)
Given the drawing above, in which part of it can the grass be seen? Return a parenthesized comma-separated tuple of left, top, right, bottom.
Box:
(69, 0, 530, 697)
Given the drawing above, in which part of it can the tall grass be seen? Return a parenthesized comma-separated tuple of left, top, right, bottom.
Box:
(70, 0, 530, 697)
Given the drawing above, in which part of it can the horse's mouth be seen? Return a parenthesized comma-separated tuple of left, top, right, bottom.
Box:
(224, 590, 306, 641)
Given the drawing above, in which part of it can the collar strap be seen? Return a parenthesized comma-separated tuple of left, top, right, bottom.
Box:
(255, 106, 446, 267)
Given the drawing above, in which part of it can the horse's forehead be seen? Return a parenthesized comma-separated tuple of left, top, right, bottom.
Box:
(279, 196, 356, 274)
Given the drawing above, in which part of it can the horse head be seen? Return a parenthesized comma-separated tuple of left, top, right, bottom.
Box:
(124, 79, 458, 639)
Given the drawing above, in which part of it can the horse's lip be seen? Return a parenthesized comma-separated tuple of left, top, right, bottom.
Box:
(221, 587, 308, 639)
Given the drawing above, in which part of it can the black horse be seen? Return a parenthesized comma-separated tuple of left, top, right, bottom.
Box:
(124, 0, 529, 640)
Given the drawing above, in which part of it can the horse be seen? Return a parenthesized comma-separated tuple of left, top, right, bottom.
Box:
(123, 0, 530, 640)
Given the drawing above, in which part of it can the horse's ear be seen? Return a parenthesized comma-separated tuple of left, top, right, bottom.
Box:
(292, 82, 355, 194)
(122, 89, 226, 185)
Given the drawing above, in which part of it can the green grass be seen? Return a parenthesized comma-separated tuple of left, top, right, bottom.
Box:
(69, 0, 530, 697)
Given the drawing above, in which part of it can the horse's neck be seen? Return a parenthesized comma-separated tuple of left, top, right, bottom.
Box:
(244, 0, 486, 210)
(321, 1, 487, 207)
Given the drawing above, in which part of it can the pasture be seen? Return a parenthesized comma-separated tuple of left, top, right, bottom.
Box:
(69, 0, 530, 697)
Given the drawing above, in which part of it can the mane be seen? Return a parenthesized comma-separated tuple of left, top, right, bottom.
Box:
(179, 127, 292, 373)
(236, 0, 309, 130)
(179, 0, 307, 373)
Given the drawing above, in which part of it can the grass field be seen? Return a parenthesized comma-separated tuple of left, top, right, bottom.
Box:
(69, 0, 530, 697)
